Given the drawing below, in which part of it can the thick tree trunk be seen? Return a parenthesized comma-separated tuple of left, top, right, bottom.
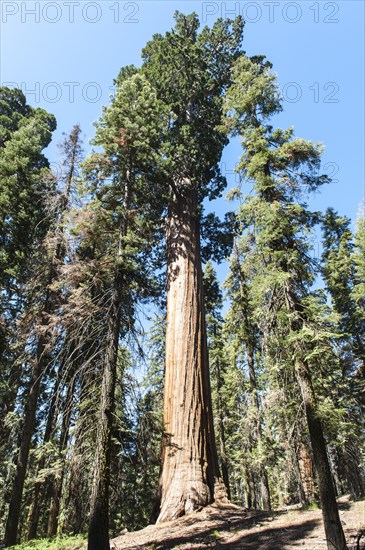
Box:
(87, 272, 121, 550)
(294, 358, 348, 550)
(157, 187, 224, 522)
(246, 345, 271, 511)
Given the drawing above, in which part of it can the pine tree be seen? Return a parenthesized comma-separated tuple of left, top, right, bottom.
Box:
(0, 88, 56, 473)
(25, 125, 83, 541)
(352, 208, 365, 313)
(321, 208, 365, 496)
(1, 89, 58, 547)
(4, 125, 80, 546)
(322, 208, 365, 375)
(223, 54, 348, 550)
(0, 87, 56, 293)
(82, 72, 167, 549)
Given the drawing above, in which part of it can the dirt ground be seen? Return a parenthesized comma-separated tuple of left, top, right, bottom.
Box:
(111, 496, 365, 550)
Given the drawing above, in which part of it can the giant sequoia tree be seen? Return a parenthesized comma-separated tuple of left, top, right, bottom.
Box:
(139, 12, 244, 521)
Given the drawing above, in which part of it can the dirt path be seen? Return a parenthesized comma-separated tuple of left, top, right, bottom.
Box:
(112, 497, 365, 549)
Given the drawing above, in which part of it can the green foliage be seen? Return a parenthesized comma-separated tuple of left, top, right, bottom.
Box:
(223, 53, 365, 506)
(352, 211, 365, 309)
(221, 54, 281, 134)
(0, 87, 56, 290)
(7, 534, 86, 550)
(81, 71, 167, 300)
(321, 207, 364, 341)
(141, 11, 243, 200)
(1, 13, 364, 546)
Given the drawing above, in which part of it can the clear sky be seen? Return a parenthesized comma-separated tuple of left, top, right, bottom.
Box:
(1, 0, 364, 233)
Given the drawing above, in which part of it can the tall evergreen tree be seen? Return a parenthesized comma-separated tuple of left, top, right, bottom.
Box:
(140, 12, 244, 521)
(82, 72, 167, 549)
(25, 125, 83, 541)
(1, 88, 57, 546)
(1, 17, 363, 549)
(0, 88, 56, 466)
(223, 54, 348, 550)
(352, 208, 365, 313)
(322, 208, 365, 375)
(0, 87, 56, 293)
(321, 208, 365, 497)
(224, 249, 272, 510)
(4, 125, 81, 547)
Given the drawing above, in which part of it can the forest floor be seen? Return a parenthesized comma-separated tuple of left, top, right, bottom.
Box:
(111, 496, 365, 550)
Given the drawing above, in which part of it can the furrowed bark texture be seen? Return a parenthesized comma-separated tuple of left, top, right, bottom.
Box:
(157, 187, 223, 523)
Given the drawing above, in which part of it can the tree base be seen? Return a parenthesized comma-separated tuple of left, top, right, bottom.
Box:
(157, 479, 228, 523)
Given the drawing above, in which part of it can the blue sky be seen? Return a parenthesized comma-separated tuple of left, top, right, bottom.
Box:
(1, 0, 364, 237)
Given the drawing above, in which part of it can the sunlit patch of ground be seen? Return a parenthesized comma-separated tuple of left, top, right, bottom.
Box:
(112, 496, 365, 550)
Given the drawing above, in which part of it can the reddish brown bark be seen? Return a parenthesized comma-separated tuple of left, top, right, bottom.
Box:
(297, 438, 315, 504)
(157, 186, 225, 522)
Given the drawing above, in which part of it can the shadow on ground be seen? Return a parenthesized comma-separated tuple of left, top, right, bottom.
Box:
(113, 497, 365, 550)
(337, 500, 352, 511)
(219, 519, 321, 549)
(151, 508, 320, 549)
